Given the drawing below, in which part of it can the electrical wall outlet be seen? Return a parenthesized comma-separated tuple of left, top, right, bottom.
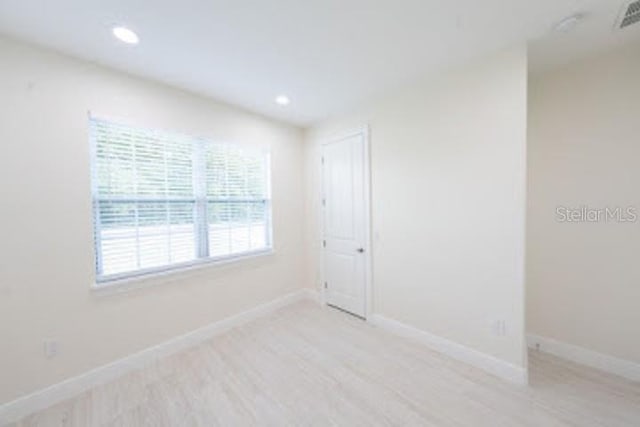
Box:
(490, 320, 507, 337)
(43, 339, 58, 359)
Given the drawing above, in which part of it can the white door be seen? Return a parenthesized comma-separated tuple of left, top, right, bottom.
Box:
(322, 130, 368, 318)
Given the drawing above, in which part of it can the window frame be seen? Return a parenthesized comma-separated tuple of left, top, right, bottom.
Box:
(89, 118, 273, 286)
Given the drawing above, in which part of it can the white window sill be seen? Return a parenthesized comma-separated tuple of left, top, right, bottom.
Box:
(91, 248, 274, 297)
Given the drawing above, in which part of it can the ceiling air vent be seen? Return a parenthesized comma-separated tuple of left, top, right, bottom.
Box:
(618, 0, 640, 29)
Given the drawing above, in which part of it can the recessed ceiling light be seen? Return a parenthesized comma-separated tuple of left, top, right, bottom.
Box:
(553, 14, 584, 33)
(275, 95, 290, 106)
(112, 26, 139, 44)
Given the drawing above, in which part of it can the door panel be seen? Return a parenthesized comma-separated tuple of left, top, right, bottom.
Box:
(324, 140, 355, 239)
(322, 132, 367, 318)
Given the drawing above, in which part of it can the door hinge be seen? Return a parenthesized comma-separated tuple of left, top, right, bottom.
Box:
(324, 282, 328, 289)
(322, 240, 326, 248)
(322, 198, 326, 206)
(321, 156, 325, 165)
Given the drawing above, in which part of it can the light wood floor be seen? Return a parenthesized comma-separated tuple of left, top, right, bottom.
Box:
(9, 301, 640, 426)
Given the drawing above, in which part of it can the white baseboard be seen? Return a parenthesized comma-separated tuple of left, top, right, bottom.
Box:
(369, 314, 528, 385)
(0, 290, 316, 425)
(527, 334, 640, 382)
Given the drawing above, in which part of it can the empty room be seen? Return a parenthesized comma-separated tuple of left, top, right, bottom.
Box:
(1, 0, 639, 425)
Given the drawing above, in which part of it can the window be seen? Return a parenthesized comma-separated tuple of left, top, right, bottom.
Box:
(90, 118, 272, 283)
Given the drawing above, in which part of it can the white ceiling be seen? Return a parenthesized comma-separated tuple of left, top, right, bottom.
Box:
(0, 0, 639, 127)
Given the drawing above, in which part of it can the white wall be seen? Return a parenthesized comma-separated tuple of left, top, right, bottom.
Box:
(527, 42, 640, 364)
(0, 37, 306, 404)
(305, 46, 528, 370)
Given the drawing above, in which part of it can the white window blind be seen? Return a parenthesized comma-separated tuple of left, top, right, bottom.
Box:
(90, 118, 271, 283)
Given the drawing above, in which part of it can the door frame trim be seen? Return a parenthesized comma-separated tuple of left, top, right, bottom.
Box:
(320, 125, 373, 320)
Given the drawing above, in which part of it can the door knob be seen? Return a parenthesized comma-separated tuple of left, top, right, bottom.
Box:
(357, 248, 365, 253)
